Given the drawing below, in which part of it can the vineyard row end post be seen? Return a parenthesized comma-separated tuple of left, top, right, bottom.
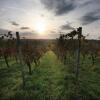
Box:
(16, 32, 25, 88)
(76, 27, 82, 80)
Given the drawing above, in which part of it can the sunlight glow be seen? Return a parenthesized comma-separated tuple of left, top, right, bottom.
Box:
(35, 20, 46, 34)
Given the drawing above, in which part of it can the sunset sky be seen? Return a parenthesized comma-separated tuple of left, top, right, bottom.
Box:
(0, 0, 100, 39)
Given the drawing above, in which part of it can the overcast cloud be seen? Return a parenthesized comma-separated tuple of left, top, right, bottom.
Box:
(0, 0, 100, 39)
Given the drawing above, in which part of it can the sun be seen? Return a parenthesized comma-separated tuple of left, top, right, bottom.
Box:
(35, 20, 46, 34)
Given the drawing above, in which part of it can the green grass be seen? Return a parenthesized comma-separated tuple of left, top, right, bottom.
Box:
(0, 51, 100, 100)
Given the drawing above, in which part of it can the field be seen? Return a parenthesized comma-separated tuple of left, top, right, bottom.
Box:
(0, 51, 100, 100)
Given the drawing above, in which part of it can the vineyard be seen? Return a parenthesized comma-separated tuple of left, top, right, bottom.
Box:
(0, 27, 100, 100)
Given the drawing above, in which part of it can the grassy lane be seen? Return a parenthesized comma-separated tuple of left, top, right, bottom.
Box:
(0, 51, 100, 100)
(25, 51, 66, 100)
(0, 51, 66, 100)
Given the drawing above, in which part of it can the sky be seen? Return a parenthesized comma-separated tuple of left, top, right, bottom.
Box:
(0, 0, 100, 39)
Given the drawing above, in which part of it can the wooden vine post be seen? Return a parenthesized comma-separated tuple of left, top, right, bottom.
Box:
(76, 27, 82, 80)
(16, 32, 25, 88)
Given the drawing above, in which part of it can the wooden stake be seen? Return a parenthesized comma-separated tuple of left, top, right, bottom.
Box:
(76, 27, 82, 80)
(16, 32, 25, 88)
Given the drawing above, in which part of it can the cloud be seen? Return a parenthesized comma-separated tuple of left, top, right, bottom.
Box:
(0, 28, 10, 35)
(76, 0, 100, 7)
(60, 22, 75, 30)
(0, 28, 36, 39)
(80, 10, 100, 25)
(80, 1, 93, 7)
(21, 32, 33, 36)
(20, 30, 37, 36)
(41, 0, 100, 16)
(20, 31, 38, 39)
(10, 21, 19, 26)
(48, 33, 58, 38)
(20, 27, 30, 30)
(41, 0, 76, 15)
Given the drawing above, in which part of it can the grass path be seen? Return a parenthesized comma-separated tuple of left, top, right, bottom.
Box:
(0, 51, 100, 100)
(25, 51, 66, 100)
(0, 51, 66, 100)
